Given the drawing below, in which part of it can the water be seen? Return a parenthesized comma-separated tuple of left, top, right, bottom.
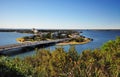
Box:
(47, 30, 120, 53)
(0, 30, 120, 58)
(0, 32, 33, 57)
(77, 30, 120, 51)
(0, 32, 32, 46)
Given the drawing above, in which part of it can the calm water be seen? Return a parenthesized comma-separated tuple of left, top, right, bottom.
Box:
(0, 30, 120, 58)
(48, 30, 120, 53)
(0, 32, 32, 46)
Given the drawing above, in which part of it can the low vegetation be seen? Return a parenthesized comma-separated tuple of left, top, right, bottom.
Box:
(1, 37, 120, 77)
(69, 37, 85, 42)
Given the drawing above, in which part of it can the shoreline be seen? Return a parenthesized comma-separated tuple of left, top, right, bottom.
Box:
(56, 38, 91, 45)
(16, 37, 92, 45)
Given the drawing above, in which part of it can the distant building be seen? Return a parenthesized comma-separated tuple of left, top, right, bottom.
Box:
(51, 32, 58, 39)
(39, 32, 48, 38)
(32, 28, 39, 35)
(61, 34, 67, 38)
(70, 34, 80, 38)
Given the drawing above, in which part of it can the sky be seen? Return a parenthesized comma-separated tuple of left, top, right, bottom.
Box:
(0, 0, 120, 29)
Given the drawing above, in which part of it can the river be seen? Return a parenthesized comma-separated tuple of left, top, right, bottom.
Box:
(0, 30, 120, 58)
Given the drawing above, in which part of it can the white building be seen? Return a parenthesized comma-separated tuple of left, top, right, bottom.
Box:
(32, 28, 38, 35)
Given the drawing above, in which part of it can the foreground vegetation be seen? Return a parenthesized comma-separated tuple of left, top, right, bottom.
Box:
(0, 37, 120, 77)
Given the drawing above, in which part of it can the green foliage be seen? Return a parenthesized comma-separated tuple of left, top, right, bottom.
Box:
(69, 37, 84, 42)
(0, 37, 120, 77)
(0, 56, 33, 77)
(46, 32, 52, 39)
(50, 48, 67, 76)
(68, 46, 79, 62)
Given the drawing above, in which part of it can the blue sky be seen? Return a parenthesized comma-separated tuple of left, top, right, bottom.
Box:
(0, 0, 120, 29)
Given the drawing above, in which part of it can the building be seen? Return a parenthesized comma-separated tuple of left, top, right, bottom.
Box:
(32, 28, 39, 35)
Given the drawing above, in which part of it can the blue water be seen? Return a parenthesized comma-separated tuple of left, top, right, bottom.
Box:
(0, 32, 32, 46)
(0, 30, 120, 58)
(48, 30, 120, 53)
(77, 30, 120, 51)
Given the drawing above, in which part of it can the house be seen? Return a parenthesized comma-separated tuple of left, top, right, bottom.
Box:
(61, 34, 67, 38)
(70, 34, 80, 38)
(32, 28, 39, 35)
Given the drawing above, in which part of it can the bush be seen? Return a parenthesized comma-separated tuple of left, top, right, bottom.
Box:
(0, 37, 120, 77)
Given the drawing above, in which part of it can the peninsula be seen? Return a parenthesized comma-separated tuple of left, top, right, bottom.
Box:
(16, 29, 92, 45)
